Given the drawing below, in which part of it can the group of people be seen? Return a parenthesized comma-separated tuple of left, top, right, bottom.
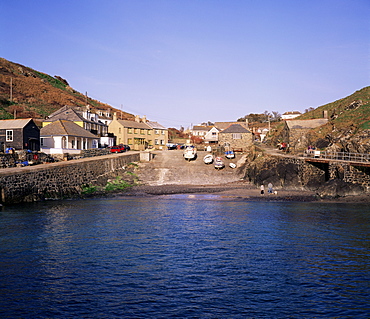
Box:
(260, 183, 274, 195)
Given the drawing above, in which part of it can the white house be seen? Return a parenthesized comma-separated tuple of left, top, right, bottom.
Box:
(40, 119, 99, 157)
(281, 111, 302, 120)
(191, 125, 211, 137)
(203, 126, 220, 144)
(44, 105, 114, 147)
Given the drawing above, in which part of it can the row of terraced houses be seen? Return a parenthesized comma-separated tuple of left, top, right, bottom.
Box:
(0, 105, 168, 158)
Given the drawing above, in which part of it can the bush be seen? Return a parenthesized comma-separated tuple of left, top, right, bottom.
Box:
(81, 185, 99, 194)
(105, 176, 132, 192)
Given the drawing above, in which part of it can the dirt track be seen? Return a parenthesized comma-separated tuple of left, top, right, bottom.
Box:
(127, 148, 370, 203)
(136, 149, 245, 186)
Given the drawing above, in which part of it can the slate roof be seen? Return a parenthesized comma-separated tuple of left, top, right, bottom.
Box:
(215, 121, 248, 131)
(40, 120, 97, 138)
(117, 119, 152, 129)
(146, 121, 167, 130)
(0, 118, 35, 129)
(45, 106, 86, 122)
(45, 105, 107, 125)
(192, 125, 211, 131)
(286, 119, 328, 129)
(221, 124, 251, 133)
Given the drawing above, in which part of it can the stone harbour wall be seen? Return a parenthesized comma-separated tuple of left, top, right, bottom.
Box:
(341, 164, 370, 189)
(243, 153, 370, 193)
(0, 153, 141, 205)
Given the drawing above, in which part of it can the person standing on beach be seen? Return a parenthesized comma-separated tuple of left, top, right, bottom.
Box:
(260, 184, 265, 195)
(268, 182, 273, 194)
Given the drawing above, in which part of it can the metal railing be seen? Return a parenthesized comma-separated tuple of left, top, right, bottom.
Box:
(304, 150, 370, 163)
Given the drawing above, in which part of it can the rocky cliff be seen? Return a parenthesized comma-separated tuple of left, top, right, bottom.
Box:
(239, 145, 367, 198)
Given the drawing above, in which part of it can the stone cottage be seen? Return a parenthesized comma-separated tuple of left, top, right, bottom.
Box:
(218, 124, 253, 152)
(281, 118, 328, 152)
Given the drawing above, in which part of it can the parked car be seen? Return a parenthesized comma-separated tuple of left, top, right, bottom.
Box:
(110, 145, 125, 153)
(121, 144, 130, 151)
(167, 143, 177, 150)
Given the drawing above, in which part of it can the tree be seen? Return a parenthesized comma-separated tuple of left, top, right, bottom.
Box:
(304, 107, 315, 113)
(190, 136, 203, 144)
(271, 111, 281, 121)
(238, 110, 281, 123)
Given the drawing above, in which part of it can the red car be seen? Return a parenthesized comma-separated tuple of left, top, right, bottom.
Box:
(110, 145, 125, 153)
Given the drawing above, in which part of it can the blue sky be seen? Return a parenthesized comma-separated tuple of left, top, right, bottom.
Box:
(1, 0, 369, 128)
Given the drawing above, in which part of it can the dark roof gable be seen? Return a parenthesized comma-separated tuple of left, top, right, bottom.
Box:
(221, 124, 251, 134)
(40, 120, 97, 138)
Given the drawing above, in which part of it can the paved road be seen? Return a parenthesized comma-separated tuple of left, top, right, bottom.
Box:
(137, 149, 245, 186)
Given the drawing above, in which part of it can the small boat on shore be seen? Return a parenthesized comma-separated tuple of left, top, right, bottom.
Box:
(183, 146, 197, 161)
(214, 157, 225, 169)
(225, 150, 235, 159)
(203, 154, 214, 164)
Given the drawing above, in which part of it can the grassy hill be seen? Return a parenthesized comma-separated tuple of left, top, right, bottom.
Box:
(268, 86, 370, 153)
(298, 86, 370, 131)
(0, 57, 134, 120)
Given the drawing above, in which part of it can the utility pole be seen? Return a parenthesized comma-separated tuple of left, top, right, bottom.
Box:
(85, 91, 88, 105)
(10, 77, 13, 102)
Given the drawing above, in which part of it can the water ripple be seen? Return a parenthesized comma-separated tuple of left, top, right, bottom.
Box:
(0, 199, 369, 318)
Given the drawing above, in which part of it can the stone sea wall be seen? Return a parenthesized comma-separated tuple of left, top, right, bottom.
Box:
(0, 153, 141, 205)
(242, 153, 370, 196)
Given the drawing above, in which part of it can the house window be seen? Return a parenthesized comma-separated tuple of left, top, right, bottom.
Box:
(232, 133, 241, 139)
(148, 130, 151, 135)
(6, 130, 13, 142)
(140, 129, 145, 135)
(119, 127, 121, 134)
(128, 138, 133, 145)
(212, 132, 217, 136)
(134, 128, 139, 134)
(162, 130, 165, 135)
(160, 140, 165, 145)
(155, 130, 160, 135)
(128, 128, 133, 134)
(155, 139, 159, 145)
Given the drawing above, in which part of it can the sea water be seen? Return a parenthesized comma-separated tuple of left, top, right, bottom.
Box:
(0, 195, 369, 318)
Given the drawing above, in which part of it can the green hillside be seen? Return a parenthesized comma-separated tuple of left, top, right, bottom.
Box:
(268, 86, 370, 153)
(298, 86, 370, 132)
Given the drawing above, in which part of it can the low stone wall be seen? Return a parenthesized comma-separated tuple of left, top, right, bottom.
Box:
(81, 148, 111, 158)
(242, 151, 370, 197)
(330, 163, 370, 189)
(0, 152, 141, 205)
(0, 153, 17, 168)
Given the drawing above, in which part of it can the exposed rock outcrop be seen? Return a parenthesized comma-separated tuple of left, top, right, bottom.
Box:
(239, 145, 370, 199)
(316, 179, 365, 198)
